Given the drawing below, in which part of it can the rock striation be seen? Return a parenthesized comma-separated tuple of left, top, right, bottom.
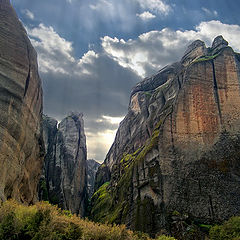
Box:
(0, 0, 44, 204)
(87, 159, 100, 197)
(39, 113, 88, 216)
(91, 36, 240, 237)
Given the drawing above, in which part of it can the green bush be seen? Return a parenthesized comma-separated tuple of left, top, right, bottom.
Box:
(157, 235, 176, 240)
(0, 200, 181, 240)
(209, 216, 240, 240)
(0, 200, 161, 240)
(0, 200, 82, 240)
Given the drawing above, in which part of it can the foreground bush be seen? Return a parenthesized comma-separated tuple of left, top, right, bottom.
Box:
(209, 216, 240, 240)
(0, 200, 176, 240)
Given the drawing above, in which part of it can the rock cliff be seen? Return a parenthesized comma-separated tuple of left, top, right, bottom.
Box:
(91, 36, 240, 236)
(87, 159, 100, 197)
(0, 0, 44, 203)
(39, 113, 88, 216)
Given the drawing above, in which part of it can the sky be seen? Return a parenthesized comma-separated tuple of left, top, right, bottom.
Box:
(11, 0, 240, 162)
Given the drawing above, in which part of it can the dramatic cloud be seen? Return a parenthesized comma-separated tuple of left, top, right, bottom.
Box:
(21, 9, 34, 20)
(27, 23, 139, 161)
(136, 11, 156, 20)
(195, 21, 240, 50)
(102, 20, 240, 78)
(26, 24, 74, 74)
(136, 0, 172, 16)
(26, 20, 240, 161)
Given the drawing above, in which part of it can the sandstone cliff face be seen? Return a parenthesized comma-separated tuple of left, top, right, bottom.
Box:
(91, 36, 240, 236)
(0, 0, 44, 204)
(87, 159, 100, 197)
(40, 113, 88, 216)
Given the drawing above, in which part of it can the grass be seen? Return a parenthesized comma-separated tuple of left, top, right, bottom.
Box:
(193, 53, 220, 63)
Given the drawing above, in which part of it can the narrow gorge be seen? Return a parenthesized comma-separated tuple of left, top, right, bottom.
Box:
(0, 1, 240, 239)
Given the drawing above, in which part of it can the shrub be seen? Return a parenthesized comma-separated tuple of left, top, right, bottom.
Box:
(0, 200, 150, 240)
(0, 200, 180, 240)
(209, 216, 240, 240)
(157, 235, 176, 240)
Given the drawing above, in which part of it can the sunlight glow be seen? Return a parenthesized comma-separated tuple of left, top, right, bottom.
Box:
(102, 115, 124, 125)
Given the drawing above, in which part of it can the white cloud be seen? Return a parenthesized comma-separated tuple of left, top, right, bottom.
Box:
(102, 20, 240, 78)
(77, 50, 99, 75)
(78, 51, 99, 65)
(136, 11, 156, 20)
(202, 7, 218, 16)
(22, 9, 34, 20)
(27, 24, 100, 76)
(26, 24, 75, 74)
(136, 0, 172, 16)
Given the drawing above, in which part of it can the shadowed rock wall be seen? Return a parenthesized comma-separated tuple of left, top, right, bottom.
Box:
(40, 113, 88, 216)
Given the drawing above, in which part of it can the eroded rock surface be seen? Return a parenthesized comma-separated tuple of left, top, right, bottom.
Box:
(92, 36, 240, 236)
(39, 113, 88, 216)
(0, 0, 44, 204)
(87, 159, 100, 197)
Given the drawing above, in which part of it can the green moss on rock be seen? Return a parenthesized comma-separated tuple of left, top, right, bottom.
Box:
(91, 106, 173, 227)
(194, 53, 219, 63)
(90, 182, 112, 222)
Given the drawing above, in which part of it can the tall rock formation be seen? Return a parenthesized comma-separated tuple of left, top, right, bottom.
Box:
(39, 113, 88, 216)
(0, 0, 44, 203)
(91, 36, 240, 236)
(87, 159, 100, 197)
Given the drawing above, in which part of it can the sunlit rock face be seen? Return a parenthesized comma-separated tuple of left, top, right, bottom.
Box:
(40, 113, 88, 216)
(0, 0, 44, 204)
(92, 36, 240, 236)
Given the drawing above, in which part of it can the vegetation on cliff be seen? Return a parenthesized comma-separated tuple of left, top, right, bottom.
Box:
(90, 102, 173, 232)
(0, 200, 177, 240)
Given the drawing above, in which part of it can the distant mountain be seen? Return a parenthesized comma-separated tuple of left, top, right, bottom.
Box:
(87, 159, 100, 197)
(0, 0, 44, 204)
(91, 36, 240, 237)
(39, 113, 88, 216)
